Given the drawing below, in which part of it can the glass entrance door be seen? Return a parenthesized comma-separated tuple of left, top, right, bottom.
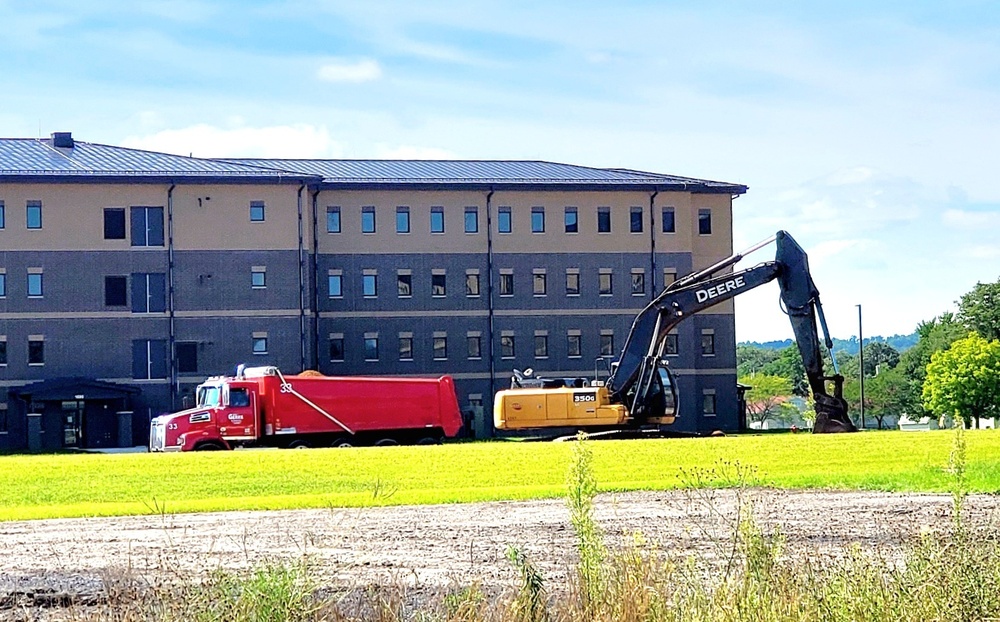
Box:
(61, 400, 83, 448)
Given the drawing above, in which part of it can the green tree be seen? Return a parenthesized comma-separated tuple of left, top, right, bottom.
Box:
(897, 313, 966, 416)
(922, 333, 1000, 427)
(865, 366, 913, 429)
(761, 346, 807, 395)
(736, 344, 780, 377)
(958, 279, 1000, 341)
(738, 373, 797, 427)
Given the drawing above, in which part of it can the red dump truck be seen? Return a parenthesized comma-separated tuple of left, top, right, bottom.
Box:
(149, 366, 464, 451)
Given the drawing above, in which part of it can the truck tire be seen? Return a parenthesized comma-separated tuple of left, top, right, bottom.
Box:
(374, 438, 399, 447)
(416, 436, 441, 445)
(194, 441, 225, 451)
(332, 439, 354, 448)
(288, 440, 312, 449)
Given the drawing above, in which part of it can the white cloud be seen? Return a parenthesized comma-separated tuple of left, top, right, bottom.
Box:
(375, 144, 457, 160)
(316, 59, 382, 83)
(941, 208, 1000, 230)
(120, 123, 344, 159)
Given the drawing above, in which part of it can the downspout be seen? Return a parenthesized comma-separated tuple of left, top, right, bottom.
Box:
(310, 188, 321, 371)
(649, 188, 658, 298)
(166, 183, 177, 409)
(296, 183, 306, 371)
(485, 188, 496, 434)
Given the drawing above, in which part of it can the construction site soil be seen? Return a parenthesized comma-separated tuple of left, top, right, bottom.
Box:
(2, 489, 999, 619)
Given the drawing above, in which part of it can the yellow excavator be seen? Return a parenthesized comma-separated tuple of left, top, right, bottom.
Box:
(493, 230, 855, 434)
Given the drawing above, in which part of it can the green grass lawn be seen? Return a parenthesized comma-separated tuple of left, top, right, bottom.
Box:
(1, 429, 997, 521)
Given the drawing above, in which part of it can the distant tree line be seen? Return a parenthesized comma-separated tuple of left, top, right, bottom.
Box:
(738, 278, 1000, 429)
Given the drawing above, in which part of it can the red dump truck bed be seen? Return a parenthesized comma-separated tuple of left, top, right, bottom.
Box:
(257, 372, 464, 438)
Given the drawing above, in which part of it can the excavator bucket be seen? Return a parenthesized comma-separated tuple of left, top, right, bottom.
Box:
(811, 375, 856, 433)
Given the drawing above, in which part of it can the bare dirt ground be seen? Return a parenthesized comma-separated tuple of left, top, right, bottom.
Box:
(2, 489, 1000, 619)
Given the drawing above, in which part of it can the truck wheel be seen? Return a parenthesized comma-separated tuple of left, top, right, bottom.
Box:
(194, 441, 225, 451)
(332, 439, 354, 448)
(374, 438, 399, 447)
(288, 440, 312, 449)
(416, 436, 441, 445)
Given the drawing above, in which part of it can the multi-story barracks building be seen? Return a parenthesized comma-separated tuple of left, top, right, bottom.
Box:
(0, 132, 747, 451)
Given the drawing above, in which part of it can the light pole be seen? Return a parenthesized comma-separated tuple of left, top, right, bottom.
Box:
(857, 304, 865, 430)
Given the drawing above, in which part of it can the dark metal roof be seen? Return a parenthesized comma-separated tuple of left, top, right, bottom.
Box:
(224, 159, 748, 194)
(0, 136, 311, 181)
(8, 377, 140, 401)
(0, 134, 746, 194)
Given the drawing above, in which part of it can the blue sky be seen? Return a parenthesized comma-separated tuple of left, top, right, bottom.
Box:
(2, 0, 998, 343)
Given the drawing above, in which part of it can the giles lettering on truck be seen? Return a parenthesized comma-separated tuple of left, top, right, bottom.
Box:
(695, 276, 746, 303)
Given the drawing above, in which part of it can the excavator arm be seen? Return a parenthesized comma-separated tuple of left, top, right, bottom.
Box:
(606, 230, 854, 434)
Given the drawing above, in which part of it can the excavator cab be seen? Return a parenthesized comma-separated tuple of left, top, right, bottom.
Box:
(622, 359, 677, 426)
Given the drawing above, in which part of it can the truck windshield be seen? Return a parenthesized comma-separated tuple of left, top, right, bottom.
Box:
(197, 386, 222, 407)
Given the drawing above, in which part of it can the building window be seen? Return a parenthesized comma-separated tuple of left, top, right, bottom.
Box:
(662, 207, 675, 233)
(364, 335, 379, 361)
(104, 276, 127, 306)
(534, 334, 548, 359)
(363, 273, 377, 297)
(599, 271, 613, 296)
(703, 391, 717, 416)
(597, 207, 611, 233)
(176, 342, 198, 374)
(533, 270, 546, 296)
(28, 338, 44, 366)
(465, 271, 480, 297)
(329, 335, 345, 362)
(0, 340, 6, 366)
(328, 273, 343, 298)
(26, 200, 42, 229)
(431, 206, 445, 233)
(531, 207, 545, 233)
(0, 200, 5, 229)
(434, 335, 448, 360)
(564, 207, 578, 233)
(131, 206, 165, 247)
(432, 272, 447, 297)
(631, 270, 645, 296)
(499, 272, 514, 296)
(361, 206, 376, 233)
(467, 334, 482, 359)
(0, 272, 5, 297)
(104, 208, 126, 239)
(567, 333, 582, 358)
(663, 269, 677, 288)
(701, 331, 715, 356)
(326, 206, 341, 233)
(132, 339, 167, 379)
(399, 336, 413, 361)
(566, 270, 580, 296)
(397, 272, 412, 297)
(501, 334, 515, 358)
(251, 267, 266, 289)
(600, 331, 615, 356)
(131, 273, 166, 313)
(698, 208, 712, 235)
(27, 272, 43, 298)
(498, 207, 512, 233)
(252, 335, 268, 355)
(664, 333, 679, 356)
(464, 207, 479, 233)
(396, 206, 410, 233)
(249, 201, 266, 222)
(630, 206, 643, 233)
